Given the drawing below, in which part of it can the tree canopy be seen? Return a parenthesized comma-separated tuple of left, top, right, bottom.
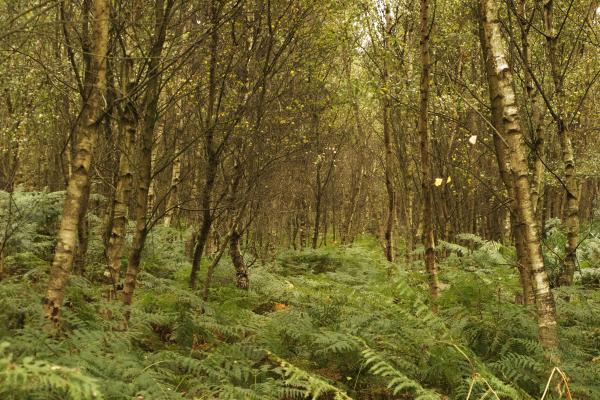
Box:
(0, 0, 599, 399)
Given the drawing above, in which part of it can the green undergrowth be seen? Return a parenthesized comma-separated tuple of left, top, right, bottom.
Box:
(0, 232, 599, 399)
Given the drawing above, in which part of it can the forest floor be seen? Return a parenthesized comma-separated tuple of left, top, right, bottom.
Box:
(1, 229, 599, 399)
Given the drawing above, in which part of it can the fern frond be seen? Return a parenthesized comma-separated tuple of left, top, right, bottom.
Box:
(0, 342, 102, 400)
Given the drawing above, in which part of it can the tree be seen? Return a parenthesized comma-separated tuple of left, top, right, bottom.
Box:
(44, 0, 109, 326)
(480, 0, 558, 350)
(381, 3, 396, 262)
(123, 0, 175, 312)
(105, 3, 138, 296)
(419, 0, 440, 303)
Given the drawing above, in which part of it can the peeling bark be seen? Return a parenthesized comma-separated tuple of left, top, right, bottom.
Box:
(44, 0, 109, 326)
(481, 0, 558, 349)
(478, 15, 534, 305)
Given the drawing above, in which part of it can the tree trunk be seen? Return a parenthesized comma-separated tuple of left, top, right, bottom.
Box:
(516, 0, 546, 217)
(312, 173, 322, 249)
(419, 0, 440, 303)
(557, 122, 579, 286)
(189, 156, 217, 289)
(321, 205, 329, 247)
(190, 210, 213, 288)
(299, 200, 308, 249)
(101, 160, 118, 256)
(189, 0, 220, 289)
(163, 119, 182, 228)
(230, 230, 249, 290)
(513, 218, 535, 305)
(478, 16, 535, 305)
(540, 0, 580, 286)
(146, 125, 161, 218)
(44, 0, 109, 325)
(382, 4, 395, 262)
(106, 56, 136, 293)
(404, 193, 414, 264)
(343, 165, 363, 244)
(481, 0, 558, 349)
(291, 213, 299, 250)
(122, 0, 173, 312)
(74, 209, 89, 276)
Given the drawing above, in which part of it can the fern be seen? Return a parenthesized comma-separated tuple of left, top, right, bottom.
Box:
(271, 352, 353, 399)
(0, 342, 102, 400)
(361, 346, 441, 399)
(2, 226, 600, 399)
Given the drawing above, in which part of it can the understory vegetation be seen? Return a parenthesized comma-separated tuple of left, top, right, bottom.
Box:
(1, 0, 599, 398)
(1, 193, 599, 400)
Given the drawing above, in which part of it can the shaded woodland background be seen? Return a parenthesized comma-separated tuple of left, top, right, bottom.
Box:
(0, 0, 599, 399)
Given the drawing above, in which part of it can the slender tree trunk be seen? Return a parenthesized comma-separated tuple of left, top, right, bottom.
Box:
(404, 193, 414, 263)
(189, 0, 220, 288)
(382, 4, 395, 262)
(540, 0, 580, 286)
(231, 229, 248, 289)
(122, 114, 153, 310)
(102, 163, 118, 254)
(0, 94, 20, 191)
(224, 155, 248, 290)
(225, 187, 259, 272)
(122, 0, 173, 311)
(312, 205, 321, 249)
(383, 103, 395, 262)
(323, 207, 329, 247)
(74, 207, 89, 276)
(557, 122, 579, 286)
(0, 192, 15, 280)
(481, 0, 558, 349)
(530, 102, 546, 218)
(106, 57, 136, 293)
(419, 0, 440, 303)
(189, 156, 217, 289)
(513, 218, 535, 304)
(312, 152, 336, 250)
(331, 184, 336, 243)
(69, 0, 100, 277)
(392, 93, 416, 261)
(163, 120, 182, 227)
(478, 17, 535, 305)
(516, 0, 546, 218)
(44, 0, 109, 325)
(342, 99, 365, 245)
(291, 213, 299, 250)
(343, 165, 363, 244)
(312, 168, 322, 250)
(299, 200, 308, 249)
(146, 126, 161, 217)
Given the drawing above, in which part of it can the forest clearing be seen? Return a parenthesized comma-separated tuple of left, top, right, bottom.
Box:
(0, 0, 599, 399)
